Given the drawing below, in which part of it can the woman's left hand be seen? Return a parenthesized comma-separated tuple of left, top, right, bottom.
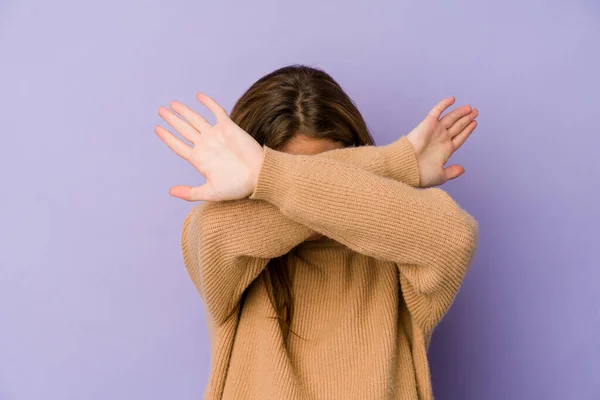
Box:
(406, 97, 479, 188)
(155, 93, 265, 202)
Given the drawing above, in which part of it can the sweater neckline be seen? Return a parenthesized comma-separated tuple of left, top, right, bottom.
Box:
(298, 236, 345, 249)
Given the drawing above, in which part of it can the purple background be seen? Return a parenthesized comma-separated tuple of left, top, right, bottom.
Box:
(1, 0, 598, 399)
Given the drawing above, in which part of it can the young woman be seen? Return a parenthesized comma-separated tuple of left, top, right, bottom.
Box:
(155, 65, 479, 400)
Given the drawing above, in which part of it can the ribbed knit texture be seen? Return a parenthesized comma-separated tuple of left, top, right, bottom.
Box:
(181, 136, 478, 400)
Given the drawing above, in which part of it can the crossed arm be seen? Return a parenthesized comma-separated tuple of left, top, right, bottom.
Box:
(181, 137, 419, 313)
(156, 94, 479, 336)
(181, 136, 477, 336)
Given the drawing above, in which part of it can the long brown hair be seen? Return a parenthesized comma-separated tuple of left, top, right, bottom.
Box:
(229, 64, 375, 343)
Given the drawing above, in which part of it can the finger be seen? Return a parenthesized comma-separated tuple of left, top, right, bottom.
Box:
(170, 100, 212, 133)
(158, 106, 200, 144)
(196, 92, 228, 122)
(154, 125, 193, 160)
(441, 105, 473, 129)
(428, 96, 456, 120)
(443, 164, 465, 181)
(169, 185, 212, 202)
(452, 120, 478, 149)
(448, 108, 478, 137)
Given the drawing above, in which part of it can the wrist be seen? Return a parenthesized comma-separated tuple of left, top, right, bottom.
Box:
(381, 136, 421, 188)
(249, 148, 266, 196)
(248, 145, 294, 202)
(405, 133, 423, 159)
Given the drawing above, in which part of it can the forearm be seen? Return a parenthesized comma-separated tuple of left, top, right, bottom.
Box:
(250, 145, 476, 262)
(317, 136, 420, 187)
(249, 145, 478, 331)
(184, 135, 422, 261)
(224, 135, 420, 246)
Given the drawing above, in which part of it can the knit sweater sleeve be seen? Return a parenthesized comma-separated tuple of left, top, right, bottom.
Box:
(181, 136, 421, 325)
(249, 145, 479, 334)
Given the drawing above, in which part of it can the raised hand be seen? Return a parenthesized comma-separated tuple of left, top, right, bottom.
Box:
(406, 97, 478, 188)
(154, 93, 265, 202)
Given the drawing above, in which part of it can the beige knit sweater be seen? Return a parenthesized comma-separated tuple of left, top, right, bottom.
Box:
(181, 136, 479, 400)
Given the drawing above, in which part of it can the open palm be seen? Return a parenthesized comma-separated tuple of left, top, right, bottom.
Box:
(154, 93, 264, 201)
(407, 97, 478, 187)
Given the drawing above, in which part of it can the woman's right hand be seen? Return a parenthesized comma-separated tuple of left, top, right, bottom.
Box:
(154, 93, 266, 202)
(406, 97, 478, 188)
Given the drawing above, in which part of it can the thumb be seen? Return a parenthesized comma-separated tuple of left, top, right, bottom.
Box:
(443, 164, 465, 181)
(169, 184, 213, 202)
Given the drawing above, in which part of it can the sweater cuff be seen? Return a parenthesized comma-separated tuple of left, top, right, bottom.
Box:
(249, 146, 295, 205)
(380, 136, 421, 188)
